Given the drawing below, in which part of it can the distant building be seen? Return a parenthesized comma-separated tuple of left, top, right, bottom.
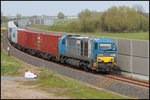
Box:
(17, 15, 79, 26)
(66, 16, 78, 19)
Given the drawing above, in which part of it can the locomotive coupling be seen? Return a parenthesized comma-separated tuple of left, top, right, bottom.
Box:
(95, 62, 112, 72)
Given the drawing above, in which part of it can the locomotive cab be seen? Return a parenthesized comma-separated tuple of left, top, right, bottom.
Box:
(93, 38, 120, 73)
(93, 39, 117, 63)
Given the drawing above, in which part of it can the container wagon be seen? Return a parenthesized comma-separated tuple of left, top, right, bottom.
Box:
(10, 27, 24, 47)
(17, 30, 42, 55)
(40, 33, 63, 60)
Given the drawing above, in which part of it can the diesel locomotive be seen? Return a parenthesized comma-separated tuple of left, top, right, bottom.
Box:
(8, 21, 121, 74)
(58, 35, 121, 74)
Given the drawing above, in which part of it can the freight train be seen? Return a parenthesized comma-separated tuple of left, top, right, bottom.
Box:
(7, 21, 121, 74)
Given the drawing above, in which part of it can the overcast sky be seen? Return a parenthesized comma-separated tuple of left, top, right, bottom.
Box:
(1, 1, 149, 16)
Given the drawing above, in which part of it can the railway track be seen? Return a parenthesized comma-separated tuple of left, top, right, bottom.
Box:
(7, 37, 149, 89)
(54, 62, 149, 88)
(55, 63, 149, 88)
(102, 74, 149, 88)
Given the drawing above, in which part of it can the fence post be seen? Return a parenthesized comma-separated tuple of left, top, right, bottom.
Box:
(40, 19, 41, 25)
(131, 40, 133, 77)
(117, 39, 118, 65)
(34, 18, 35, 25)
(7, 46, 10, 56)
(148, 42, 149, 77)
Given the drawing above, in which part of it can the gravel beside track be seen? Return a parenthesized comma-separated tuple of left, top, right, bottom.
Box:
(1, 76, 37, 81)
(3, 31, 149, 99)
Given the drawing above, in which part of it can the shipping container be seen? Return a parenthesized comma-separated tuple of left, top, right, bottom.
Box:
(25, 30, 41, 49)
(17, 30, 41, 50)
(11, 27, 24, 43)
(8, 27, 12, 40)
(8, 21, 17, 40)
(17, 30, 27, 47)
(40, 33, 63, 57)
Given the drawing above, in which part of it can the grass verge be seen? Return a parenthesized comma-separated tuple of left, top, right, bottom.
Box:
(28, 25, 149, 40)
(1, 50, 132, 99)
(1, 50, 32, 76)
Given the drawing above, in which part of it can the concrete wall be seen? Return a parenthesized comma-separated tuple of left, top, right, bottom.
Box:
(117, 39, 149, 76)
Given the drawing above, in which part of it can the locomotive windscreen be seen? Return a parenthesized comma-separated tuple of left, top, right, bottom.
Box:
(99, 43, 112, 51)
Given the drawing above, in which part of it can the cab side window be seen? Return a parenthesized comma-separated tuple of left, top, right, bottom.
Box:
(95, 43, 98, 50)
(113, 43, 116, 50)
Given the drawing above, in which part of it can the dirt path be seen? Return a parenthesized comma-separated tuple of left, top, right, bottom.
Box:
(1, 79, 70, 99)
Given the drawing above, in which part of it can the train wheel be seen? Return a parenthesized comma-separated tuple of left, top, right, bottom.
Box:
(116, 66, 121, 75)
(91, 69, 96, 73)
(83, 66, 91, 72)
(111, 65, 121, 75)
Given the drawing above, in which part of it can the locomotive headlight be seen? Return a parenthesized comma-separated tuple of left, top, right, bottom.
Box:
(110, 54, 116, 57)
(98, 59, 101, 62)
(109, 59, 113, 62)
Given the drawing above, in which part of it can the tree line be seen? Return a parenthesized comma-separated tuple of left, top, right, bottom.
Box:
(1, 12, 8, 23)
(1, 5, 149, 33)
(66, 5, 149, 33)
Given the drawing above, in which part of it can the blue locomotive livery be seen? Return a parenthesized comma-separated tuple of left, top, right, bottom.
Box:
(58, 35, 121, 74)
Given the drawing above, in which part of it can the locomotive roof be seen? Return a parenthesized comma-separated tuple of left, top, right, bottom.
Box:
(72, 37, 89, 39)
(94, 38, 114, 43)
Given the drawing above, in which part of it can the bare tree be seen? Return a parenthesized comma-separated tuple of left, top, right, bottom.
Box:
(132, 4, 145, 14)
(16, 13, 21, 20)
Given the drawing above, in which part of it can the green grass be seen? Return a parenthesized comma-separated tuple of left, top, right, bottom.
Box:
(1, 50, 31, 76)
(29, 25, 50, 30)
(1, 23, 8, 28)
(1, 26, 8, 42)
(23, 69, 131, 99)
(1, 50, 132, 99)
(74, 32, 149, 40)
(28, 25, 149, 40)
